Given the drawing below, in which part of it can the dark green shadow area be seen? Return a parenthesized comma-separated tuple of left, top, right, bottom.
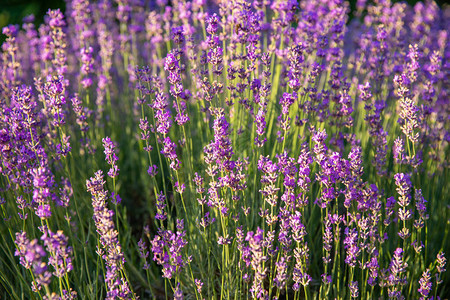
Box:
(0, 0, 65, 42)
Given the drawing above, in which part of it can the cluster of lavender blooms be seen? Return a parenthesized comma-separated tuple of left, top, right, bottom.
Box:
(0, 0, 448, 299)
(14, 228, 76, 299)
(86, 170, 134, 299)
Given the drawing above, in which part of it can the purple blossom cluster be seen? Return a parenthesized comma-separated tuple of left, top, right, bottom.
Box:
(86, 171, 133, 299)
(14, 231, 52, 292)
(102, 136, 119, 179)
(14, 229, 76, 298)
(150, 219, 190, 281)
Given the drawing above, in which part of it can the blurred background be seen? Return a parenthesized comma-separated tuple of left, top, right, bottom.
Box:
(0, 0, 446, 41)
(0, 0, 65, 29)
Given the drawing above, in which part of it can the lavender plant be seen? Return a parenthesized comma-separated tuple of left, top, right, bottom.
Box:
(0, 0, 449, 299)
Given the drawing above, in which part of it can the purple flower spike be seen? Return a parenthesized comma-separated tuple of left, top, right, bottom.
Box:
(206, 13, 219, 35)
(147, 165, 158, 177)
(14, 231, 51, 292)
(41, 227, 73, 278)
(86, 170, 133, 299)
(31, 166, 55, 220)
(418, 269, 432, 299)
(102, 136, 119, 179)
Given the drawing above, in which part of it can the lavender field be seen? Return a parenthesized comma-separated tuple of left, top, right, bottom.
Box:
(0, 0, 449, 299)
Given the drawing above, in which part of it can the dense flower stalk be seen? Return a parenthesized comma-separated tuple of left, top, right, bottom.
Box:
(86, 171, 133, 299)
(46, 9, 67, 76)
(31, 166, 55, 219)
(394, 173, 412, 240)
(150, 219, 190, 280)
(14, 231, 52, 293)
(40, 226, 75, 300)
(102, 136, 119, 179)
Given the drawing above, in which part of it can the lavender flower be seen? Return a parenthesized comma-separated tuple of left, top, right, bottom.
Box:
(173, 283, 183, 299)
(150, 219, 189, 280)
(393, 137, 405, 164)
(147, 165, 158, 177)
(312, 128, 328, 164)
(417, 269, 432, 299)
(349, 281, 359, 298)
(274, 255, 290, 289)
(161, 136, 180, 170)
(1, 25, 19, 96)
(436, 252, 447, 274)
(152, 92, 172, 136)
(413, 189, 428, 230)
(199, 212, 215, 229)
(206, 13, 219, 35)
(387, 248, 408, 297)
(344, 227, 360, 267)
(43, 75, 67, 128)
(367, 256, 379, 286)
(155, 192, 167, 221)
(46, 9, 67, 76)
(41, 227, 73, 278)
(394, 47, 422, 153)
(206, 14, 223, 75)
(171, 26, 185, 45)
(204, 108, 234, 173)
(394, 173, 413, 239)
(102, 137, 119, 178)
(194, 279, 203, 295)
(138, 238, 150, 270)
(14, 231, 52, 292)
(278, 92, 296, 133)
(31, 166, 55, 219)
(86, 170, 133, 299)
(258, 155, 279, 207)
(245, 228, 267, 299)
